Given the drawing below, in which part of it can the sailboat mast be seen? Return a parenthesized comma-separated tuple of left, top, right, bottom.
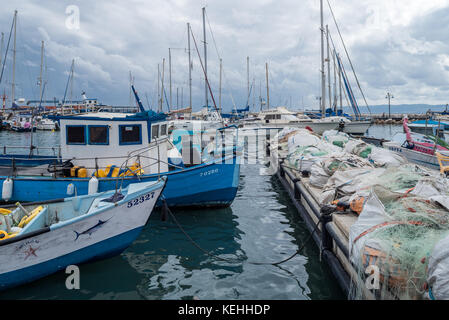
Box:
(247, 56, 249, 105)
(129, 71, 132, 107)
(161, 58, 165, 112)
(187, 23, 192, 118)
(338, 53, 342, 110)
(12, 10, 17, 106)
(332, 49, 337, 113)
(70, 59, 74, 105)
(266, 62, 269, 110)
(253, 77, 255, 109)
(202, 7, 208, 109)
(157, 63, 160, 111)
(320, 0, 325, 117)
(169, 48, 172, 109)
(326, 25, 331, 111)
(39, 41, 44, 103)
(219, 58, 222, 114)
(0, 32, 4, 71)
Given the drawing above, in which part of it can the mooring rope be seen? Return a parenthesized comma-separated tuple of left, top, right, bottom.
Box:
(161, 198, 322, 266)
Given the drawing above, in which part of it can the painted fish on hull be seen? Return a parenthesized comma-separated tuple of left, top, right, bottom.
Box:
(74, 217, 113, 241)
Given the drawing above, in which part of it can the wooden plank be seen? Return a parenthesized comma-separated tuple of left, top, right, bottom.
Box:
(333, 213, 358, 240)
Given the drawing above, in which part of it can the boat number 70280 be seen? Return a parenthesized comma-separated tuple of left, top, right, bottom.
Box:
(127, 192, 155, 208)
(200, 168, 219, 177)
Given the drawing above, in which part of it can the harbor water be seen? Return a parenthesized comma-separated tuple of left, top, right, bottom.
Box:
(0, 125, 399, 300)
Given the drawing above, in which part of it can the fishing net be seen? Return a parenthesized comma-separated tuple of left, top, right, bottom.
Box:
(349, 180, 449, 300)
(322, 130, 350, 146)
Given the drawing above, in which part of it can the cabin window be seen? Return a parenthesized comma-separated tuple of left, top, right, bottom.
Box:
(88, 125, 109, 145)
(160, 124, 167, 136)
(66, 125, 86, 145)
(152, 125, 159, 139)
(119, 124, 142, 145)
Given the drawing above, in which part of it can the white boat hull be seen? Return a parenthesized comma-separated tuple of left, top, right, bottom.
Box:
(383, 141, 439, 170)
(242, 121, 339, 135)
(0, 180, 164, 289)
(342, 121, 371, 135)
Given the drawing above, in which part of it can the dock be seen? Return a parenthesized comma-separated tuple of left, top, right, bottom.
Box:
(265, 128, 436, 300)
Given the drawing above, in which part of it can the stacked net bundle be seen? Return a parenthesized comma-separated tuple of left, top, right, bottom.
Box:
(349, 182, 449, 300)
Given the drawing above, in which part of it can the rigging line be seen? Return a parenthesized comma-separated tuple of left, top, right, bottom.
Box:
(157, 67, 171, 111)
(189, 28, 224, 124)
(162, 197, 322, 266)
(205, 10, 238, 112)
(0, 14, 14, 85)
(328, 32, 355, 115)
(326, 0, 371, 114)
(339, 53, 360, 117)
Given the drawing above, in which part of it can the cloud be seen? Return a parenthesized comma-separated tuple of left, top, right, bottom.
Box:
(0, 0, 449, 111)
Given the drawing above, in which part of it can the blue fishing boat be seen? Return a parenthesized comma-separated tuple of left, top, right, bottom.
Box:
(0, 177, 166, 290)
(0, 107, 241, 207)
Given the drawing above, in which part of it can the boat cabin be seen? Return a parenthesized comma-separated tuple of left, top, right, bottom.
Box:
(58, 111, 169, 176)
(259, 107, 311, 124)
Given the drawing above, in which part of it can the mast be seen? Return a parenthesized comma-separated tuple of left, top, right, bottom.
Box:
(157, 63, 160, 111)
(338, 53, 342, 110)
(176, 87, 179, 109)
(332, 49, 337, 113)
(326, 25, 331, 111)
(247, 56, 250, 105)
(11, 10, 17, 106)
(219, 58, 222, 114)
(202, 7, 208, 109)
(187, 22, 192, 118)
(169, 48, 172, 109)
(320, 0, 325, 117)
(70, 59, 74, 105)
(253, 77, 255, 109)
(129, 71, 132, 107)
(38, 40, 44, 103)
(266, 62, 270, 110)
(0, 32, 4, 71)
(161, 58, 165, 112)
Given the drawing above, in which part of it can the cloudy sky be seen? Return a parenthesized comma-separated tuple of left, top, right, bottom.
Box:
(1, 0, 449, 112)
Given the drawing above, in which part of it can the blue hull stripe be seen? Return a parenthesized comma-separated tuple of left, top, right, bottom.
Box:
(0, 227, 143, 290)
(0, 156, 240, 207)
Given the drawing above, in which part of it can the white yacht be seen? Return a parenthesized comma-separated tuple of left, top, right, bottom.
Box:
(35, 117, 59, 131)
(315, 116, 371, 135)
(240, 107, 339, 134)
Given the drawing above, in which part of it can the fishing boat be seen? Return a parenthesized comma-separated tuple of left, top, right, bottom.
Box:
(0, 177, 166, 290)
(0, 106, 241, 207)
(382, 117, 449, 170)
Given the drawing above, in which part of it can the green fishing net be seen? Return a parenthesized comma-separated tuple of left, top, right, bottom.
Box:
(350, 181, 449, 300)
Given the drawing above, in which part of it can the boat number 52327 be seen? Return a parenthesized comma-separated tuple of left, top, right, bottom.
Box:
(127, 192, 155, 208)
